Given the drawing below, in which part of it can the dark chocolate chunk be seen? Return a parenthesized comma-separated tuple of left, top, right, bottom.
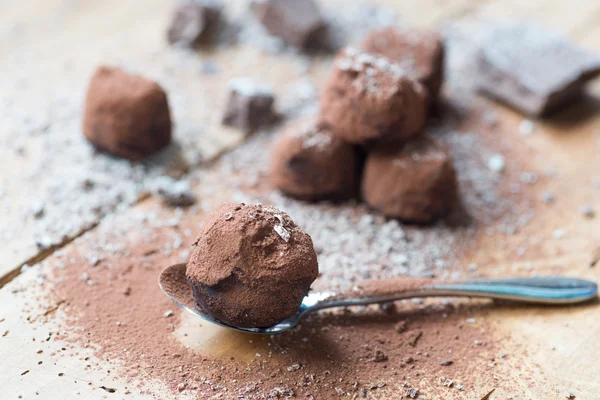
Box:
(475, 22, 600, 116)
(82, 66, 171, 161)
(221, 78, 277, 132)
(252, 0, 327, 49)
(167, 1, 221, 47)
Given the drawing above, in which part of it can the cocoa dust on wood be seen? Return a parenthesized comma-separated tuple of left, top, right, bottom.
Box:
(46, 201, 501, 399)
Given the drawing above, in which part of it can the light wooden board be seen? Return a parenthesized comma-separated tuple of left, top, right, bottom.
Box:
(2, 0, 600, 398)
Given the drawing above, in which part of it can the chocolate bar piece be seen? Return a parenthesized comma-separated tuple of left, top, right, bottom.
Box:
(167, 1, 221, 47)
(222, 78, 277, 132)
(476, 22, 600, 116)
(252, 0, 327, 49)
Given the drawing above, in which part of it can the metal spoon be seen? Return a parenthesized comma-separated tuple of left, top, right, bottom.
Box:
(159, 263, 598, 335)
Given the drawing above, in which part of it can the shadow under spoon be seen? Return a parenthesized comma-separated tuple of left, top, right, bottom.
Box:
(159, 263, 598, 335)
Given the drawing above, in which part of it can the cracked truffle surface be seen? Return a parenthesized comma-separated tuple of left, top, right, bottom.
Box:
(361, 27, 445, 106)
(270, 118, 358, 201)
(361, 136, 458, 223)
(82, 66, 171, 160)
(320, 47, 427, 146)
(187, 203, 319, 328)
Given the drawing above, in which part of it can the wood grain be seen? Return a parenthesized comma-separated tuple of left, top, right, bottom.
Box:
(1, 0, 600, 398)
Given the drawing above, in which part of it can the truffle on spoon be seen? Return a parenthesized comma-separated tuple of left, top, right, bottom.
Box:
(186, 203, 319, 328)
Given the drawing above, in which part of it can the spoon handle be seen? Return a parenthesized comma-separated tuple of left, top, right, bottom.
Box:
(311, 277, 598, 310)
(431, 277, 598, 304)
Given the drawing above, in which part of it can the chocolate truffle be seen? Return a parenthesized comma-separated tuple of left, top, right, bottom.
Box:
(270, 118, 358, 201)
(320, 47, 427, 146)
(187, 203, 319, 328)
(82, 66, 171, 160)
(361, 27, 445, 105)
(252, 0, 326, 49)
(222, 78, 277, 132)
(361, 136, 457, 223)
(475, 22, 600, 116)
(167, 1, 221, 47)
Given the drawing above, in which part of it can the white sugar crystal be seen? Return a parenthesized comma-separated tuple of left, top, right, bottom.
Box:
(228, 77, 273, 97)
(518, 119, 535, 136)
(274, 225, 290, 242)
(487, 154, 505, 172)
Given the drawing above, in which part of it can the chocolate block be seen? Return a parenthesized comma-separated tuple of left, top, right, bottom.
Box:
(361, 27, 445, 106)
(270, 118, 358, 201)
(82, 66, 171, 161)
(252, 0, 327, 49)
(475, 22, 600, 116)
(222, 78, 277, 132)
(167, 1, 221, 47)
(320, 47, 427, 146)
(361, 136, 457, 223)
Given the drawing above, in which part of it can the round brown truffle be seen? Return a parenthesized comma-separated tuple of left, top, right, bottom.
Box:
(361, 136, 458, 223)
(319, 47, 427, 146)
(187, 203, 319, 328)
(361, 27, 445, 106)
(82, 66, 172, 161)
(270, 118, 358, 201)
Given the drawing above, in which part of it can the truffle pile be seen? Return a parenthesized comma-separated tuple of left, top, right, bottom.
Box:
(270, 27, 458, 223)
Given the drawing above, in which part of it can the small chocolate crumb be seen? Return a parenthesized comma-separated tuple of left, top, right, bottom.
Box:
(579, 204, 595, 219)
(394, 320, 409, 333)
(371, 350, 388, 362)
(408, 331, 423, 347)
(100, 386, 117, 393)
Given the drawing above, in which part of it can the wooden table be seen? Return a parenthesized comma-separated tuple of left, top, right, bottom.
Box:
(1, 0, 600, 398)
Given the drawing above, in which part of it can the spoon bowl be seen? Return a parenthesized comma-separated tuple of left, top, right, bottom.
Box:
(159, 263, 598, 335)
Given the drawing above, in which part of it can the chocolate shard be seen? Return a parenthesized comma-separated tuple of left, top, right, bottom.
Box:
(475, 21, 600, 116)
(252, 0, 327, 49)
(167, 1, 221, 47)
(222, 78, 277, 132)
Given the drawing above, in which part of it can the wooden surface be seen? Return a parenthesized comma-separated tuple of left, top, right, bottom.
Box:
(1, 0, 600, 398)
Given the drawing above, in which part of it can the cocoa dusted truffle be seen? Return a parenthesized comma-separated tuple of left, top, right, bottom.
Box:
(167, 1, 221, 47)
(475, 22, 600, 116)
(320, 47, 427, 146)
(222, 78, 277, 132)
(252, 0, 327, 49)
(82, 66, 171, 160)
(362, 136, 457, 223)
(361, 27, 445, 106)
(187, 203, 319, 328)
(270, 118, 358, 201)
